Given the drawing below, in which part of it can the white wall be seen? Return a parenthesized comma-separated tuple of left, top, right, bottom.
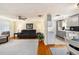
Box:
(16, 16, 47, 44)
(47, 19, 56, 44)
(44, 14, 57, 45)
(16, 16, 46, 33)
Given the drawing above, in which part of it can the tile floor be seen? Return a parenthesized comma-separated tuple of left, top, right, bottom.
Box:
(48, 31, 69, 55)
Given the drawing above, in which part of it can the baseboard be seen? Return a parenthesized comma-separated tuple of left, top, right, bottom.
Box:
(56, 35, 65, 39)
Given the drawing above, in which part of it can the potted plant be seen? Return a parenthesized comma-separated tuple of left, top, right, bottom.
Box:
(37, 33, 44, 41)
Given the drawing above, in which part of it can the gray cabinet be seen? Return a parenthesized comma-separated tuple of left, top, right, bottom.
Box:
(67, 14, 79, 27)
(57, 31, 66, 38)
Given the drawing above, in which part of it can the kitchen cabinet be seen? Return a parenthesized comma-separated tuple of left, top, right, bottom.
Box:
(57, 31, 66, 38)
(67, 14, 79, 27)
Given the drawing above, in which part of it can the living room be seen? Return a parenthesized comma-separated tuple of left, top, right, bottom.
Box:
(0, 15, 46, 54)
(0, 0, 79, 59)
(0, 3, 79, 55)
(0, 7, 47, 54)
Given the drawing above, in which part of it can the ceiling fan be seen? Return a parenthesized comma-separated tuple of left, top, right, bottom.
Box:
(77, 3, 79, 7)
(18, 16, 27, 20)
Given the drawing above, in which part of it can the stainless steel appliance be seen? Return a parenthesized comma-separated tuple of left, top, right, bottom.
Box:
(70, 26, 79, 31)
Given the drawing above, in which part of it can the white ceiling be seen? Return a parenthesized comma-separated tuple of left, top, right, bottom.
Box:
(0, 3, 78, 19)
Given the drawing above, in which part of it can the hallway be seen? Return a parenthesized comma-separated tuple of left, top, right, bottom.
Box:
(47, 31, 66, 45)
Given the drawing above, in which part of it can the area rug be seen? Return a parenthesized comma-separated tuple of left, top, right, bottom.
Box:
(50, 47, 68, 55)
(0, 39, 38, 55)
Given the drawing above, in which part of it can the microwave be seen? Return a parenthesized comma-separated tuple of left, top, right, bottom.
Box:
(70, 26, 79, 31)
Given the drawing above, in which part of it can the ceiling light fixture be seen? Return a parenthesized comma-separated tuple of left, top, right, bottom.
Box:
(38, 15, 42, 17)
(77, 3, 79, 7)
(56, 14, 60, 16)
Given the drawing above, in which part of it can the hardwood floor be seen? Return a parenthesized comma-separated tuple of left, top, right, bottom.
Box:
(38, 40, 66, 55)
(47, 44, 66, 48)
(10, 37, 52, 55)
(10, 37, 66, 55)
(38, 40, 52, 55)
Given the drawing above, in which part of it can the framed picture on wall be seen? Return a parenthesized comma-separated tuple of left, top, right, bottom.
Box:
(26, 23, 33, 30)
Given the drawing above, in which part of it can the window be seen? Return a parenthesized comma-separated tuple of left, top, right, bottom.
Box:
(0, 19, 10, 33)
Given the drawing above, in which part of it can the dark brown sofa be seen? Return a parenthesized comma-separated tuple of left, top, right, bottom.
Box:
(17, 30, 37, 39)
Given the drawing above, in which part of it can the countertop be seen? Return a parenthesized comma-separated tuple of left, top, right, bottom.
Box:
(58, 30, 79, 33)
(58, 30, 66, 32)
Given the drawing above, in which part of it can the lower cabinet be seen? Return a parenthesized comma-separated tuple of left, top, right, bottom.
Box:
(56, 31, 66, 38)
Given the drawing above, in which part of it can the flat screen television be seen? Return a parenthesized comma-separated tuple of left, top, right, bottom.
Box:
(26, 23, 33, 30)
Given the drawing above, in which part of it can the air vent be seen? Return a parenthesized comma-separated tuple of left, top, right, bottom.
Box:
(56, 14, 60, 16)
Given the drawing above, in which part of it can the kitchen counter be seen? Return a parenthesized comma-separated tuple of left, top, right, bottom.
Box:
(65, 30, 79, 34)
(56, 30, 66, 38)
(58, 30, 66, 32)
(57, 29, 79, 39)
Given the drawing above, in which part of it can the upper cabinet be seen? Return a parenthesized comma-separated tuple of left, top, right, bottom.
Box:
(67, 14, 79, 27)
